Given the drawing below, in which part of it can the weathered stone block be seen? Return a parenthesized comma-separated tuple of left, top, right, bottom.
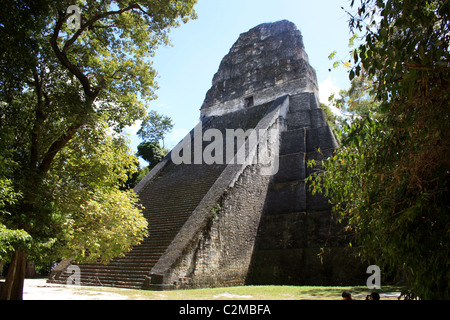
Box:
(309, 92, 320, 110)
(306, 126, 339, 152)
(286, 109, 328, 130)
(305, 149, 335, 176)
(266, 181, 306, 214)
(305, 211, 353, 247)
(280, 128, 306, 155)
(201, 21, 317, 116)
(286, 110, 311, 130)
(305, 211, 334, 247)
(289, 92, 313, 112)
(247, 247, 367, 286)
(309, 109, 328, 128)
(306, 186, 331, 211)
(256, 212, 307, 250)
(273, 153, 306, 182)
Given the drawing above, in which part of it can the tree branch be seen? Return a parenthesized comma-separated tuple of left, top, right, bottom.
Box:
(51, 4, 147, 101)
(50, 10, 93, 98)
(38, 123, 80, 174)
(62, 4, 141, 53)
(30, 66, 45, 169)
(44, 3, 153, 175)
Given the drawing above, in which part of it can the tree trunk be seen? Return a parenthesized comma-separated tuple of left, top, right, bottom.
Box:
(0, 250, 28, 300)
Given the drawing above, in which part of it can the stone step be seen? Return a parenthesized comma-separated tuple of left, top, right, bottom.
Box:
(76, 263, 155, 271)
(265, 180, 306, 214)
(280, 128, 306, 155)
(49, 103, 270, 290)
(305, 126, 339, 153)
(286, 109, 327, 131)
(288, 92, 319, 113)
(57, 272, 147, 282)
(273, 152, 306, 183)
(60, 272, 148, 283)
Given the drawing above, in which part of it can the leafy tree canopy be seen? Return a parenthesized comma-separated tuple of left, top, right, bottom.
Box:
(137, 141, 169, 169)
(0, 0, 196, 299)
(308, 0, 449, 300)
(137, 110, 173, 145)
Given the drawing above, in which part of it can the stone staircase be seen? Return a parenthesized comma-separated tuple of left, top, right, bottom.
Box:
(51, 161, 227, 289)
(48, 19, 368, 289)
(49, 103, 271, 289)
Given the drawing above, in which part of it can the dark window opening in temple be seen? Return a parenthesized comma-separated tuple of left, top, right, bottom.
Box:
(245, 96, 254, 108)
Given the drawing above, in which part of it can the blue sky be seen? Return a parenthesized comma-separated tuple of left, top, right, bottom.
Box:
(125, 0, 356, 155)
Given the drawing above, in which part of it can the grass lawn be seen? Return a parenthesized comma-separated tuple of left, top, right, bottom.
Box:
(23, 279, 403, 300)
(77, 284, 403, 300)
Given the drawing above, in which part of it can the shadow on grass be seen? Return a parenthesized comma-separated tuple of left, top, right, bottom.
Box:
(23, 279, 404, 300)
(121, 285, 404, 300)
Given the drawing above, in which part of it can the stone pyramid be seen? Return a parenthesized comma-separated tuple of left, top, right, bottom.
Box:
(49, 20, 365, 290)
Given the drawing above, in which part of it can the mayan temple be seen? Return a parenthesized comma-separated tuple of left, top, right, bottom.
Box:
(49, 20, 366, 290)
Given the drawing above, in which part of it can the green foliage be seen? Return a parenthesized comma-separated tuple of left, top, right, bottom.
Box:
(0, 184, 28, 260)
(123, 140, 169, 190)
(3, 119, 150, 263)
(50, 120, 139, 191)
(58, 188, 147, 264)
(122, 164, 151, 190)
(0, 134, 29, 259)
(319, 103, 342, 144)
(309, 0, 450, 299)
(137, 141, 169, 169)
(0, 224, 31, 261)
(137, 110, 174, 145)
(128, 108, 172, 189)
(0, 179, 20, 215)
(332, 71, 380, 117)
(0, 0, 196, 269)
(50, 120, 149, 263)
